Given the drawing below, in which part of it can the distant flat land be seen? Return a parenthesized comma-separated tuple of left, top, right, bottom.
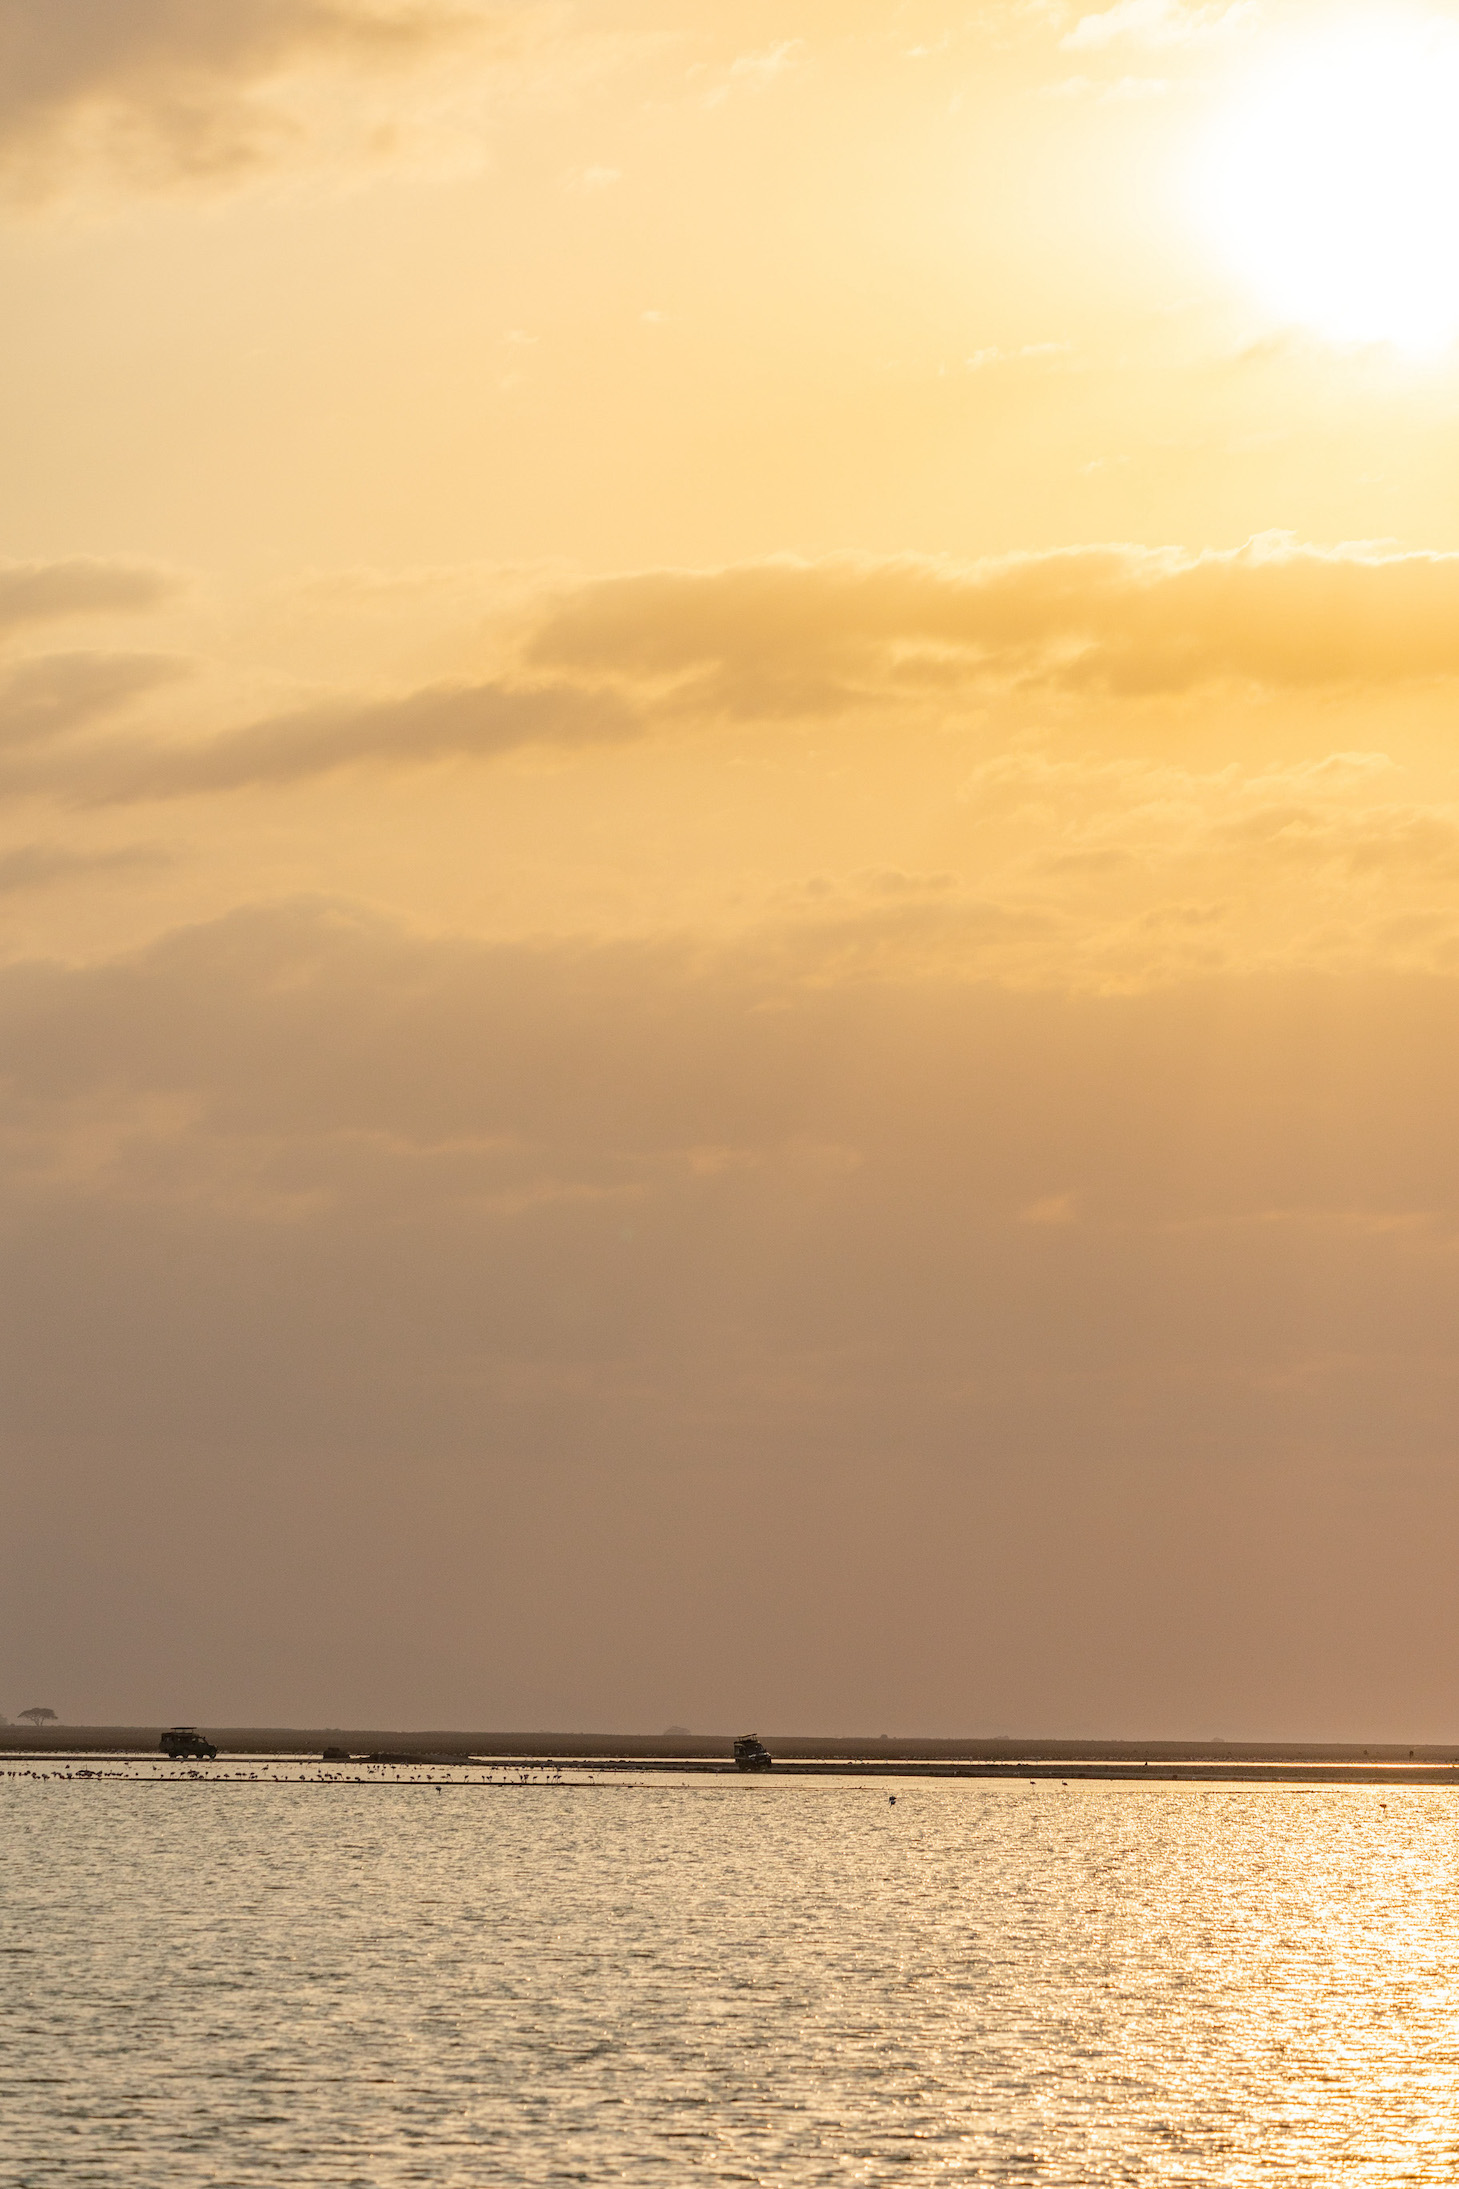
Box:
(5, 1728, 1459, 1785)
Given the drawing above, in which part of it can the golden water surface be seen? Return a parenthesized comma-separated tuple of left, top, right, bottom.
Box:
(4, 1772, 1457, 2183)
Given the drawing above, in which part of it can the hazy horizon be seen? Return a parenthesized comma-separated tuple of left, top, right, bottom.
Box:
(7, 0, 1459, 1743)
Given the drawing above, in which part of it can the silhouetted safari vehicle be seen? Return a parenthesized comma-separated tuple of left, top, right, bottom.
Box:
(733, 1735, 773, 1772)
(160, 1726, 217, 1761)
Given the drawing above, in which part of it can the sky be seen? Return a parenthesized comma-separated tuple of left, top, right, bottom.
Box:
(7, 0, 1459, 1738)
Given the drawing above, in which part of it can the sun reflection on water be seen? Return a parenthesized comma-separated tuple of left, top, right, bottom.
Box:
(4, 1775, 1459, 2183)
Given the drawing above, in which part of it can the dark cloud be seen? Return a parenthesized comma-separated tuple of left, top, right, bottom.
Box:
(529, 541, 1459, 707)
(0, 0, 477, 192)
(18, 539, 1459, 811)
(0, 839, 169, 893)
(0, 557, 179, 632)
(38, 675, 642, 803)
(4, 897, 1451, 1225)
(5, 897, 1459, 1734)
(0, 651, 186, 753)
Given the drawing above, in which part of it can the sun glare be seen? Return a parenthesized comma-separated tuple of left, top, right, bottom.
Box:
(1202, 17, 1459, 352)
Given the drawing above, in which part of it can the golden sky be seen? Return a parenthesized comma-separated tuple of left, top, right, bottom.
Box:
(7, 0, 1459, 1736)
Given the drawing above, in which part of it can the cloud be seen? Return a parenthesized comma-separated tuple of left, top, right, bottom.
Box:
(11, 673, 641, 805)
(0, 0, 481, 197)
(0, 839, 168, 893)
(19, 538, 1459, 811)
(963, 747, 1459, 883)
(1062, 0, 1255, 50)
(0, 557, 179, 632)
(703, 39, 806, 106)
(527, 539, 1459, 709)
(9, 898, 1459, 1734)
(0, 651, 186, 752)
(562, 163, 620, 194)
(726, 38, 805, 84)
(5, 895, 1457, 1237)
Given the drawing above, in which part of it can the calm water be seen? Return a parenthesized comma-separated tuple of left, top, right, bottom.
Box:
(4, 1767, 1459, 2184)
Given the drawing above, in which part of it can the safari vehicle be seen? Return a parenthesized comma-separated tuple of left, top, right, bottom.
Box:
(159, 1726, 217, 1761)
(733, 1734, 773, 1772)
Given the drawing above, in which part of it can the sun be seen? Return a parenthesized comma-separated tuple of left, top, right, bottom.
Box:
(1200, 16, 1459, 353)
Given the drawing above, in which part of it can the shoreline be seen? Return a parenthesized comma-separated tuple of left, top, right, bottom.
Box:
(5, 1728, 1459, 1786)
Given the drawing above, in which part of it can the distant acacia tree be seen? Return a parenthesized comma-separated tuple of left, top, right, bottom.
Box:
(19, 1707, 57, 1726)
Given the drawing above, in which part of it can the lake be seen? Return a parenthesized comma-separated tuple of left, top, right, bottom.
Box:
(5, 1766, 1457, 2183)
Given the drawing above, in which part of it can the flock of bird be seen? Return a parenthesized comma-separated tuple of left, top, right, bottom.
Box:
(0, 1760, 588, 1787)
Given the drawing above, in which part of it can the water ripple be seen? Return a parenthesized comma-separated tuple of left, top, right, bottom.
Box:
(4, 1776, 1458, 2182)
